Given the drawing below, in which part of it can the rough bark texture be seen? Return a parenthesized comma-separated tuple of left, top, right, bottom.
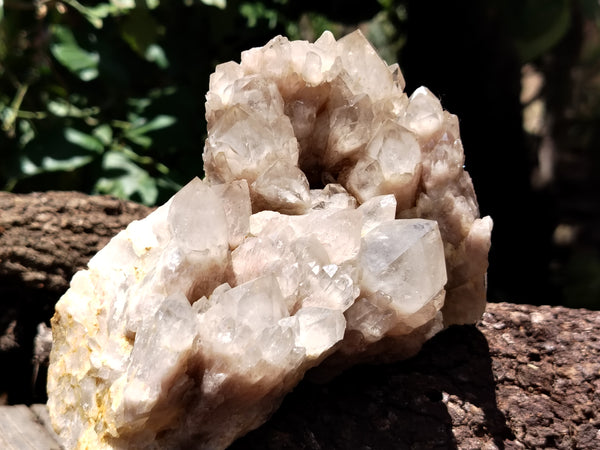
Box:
(0, 191, 152, 295)
(1, 191, 599, 449)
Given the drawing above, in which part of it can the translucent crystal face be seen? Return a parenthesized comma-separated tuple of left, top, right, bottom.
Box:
(48, 30, 492, 450)
(360, 219, 447, 316)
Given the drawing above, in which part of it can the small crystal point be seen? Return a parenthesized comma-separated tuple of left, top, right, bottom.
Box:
(168, 177, 228, 253)
(337, 29, 397, 101)
(251, 159, 311, 214)
(405, 86, 445, 141)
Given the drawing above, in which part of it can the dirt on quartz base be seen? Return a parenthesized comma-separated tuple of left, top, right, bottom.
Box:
(1, 192, 599, 448)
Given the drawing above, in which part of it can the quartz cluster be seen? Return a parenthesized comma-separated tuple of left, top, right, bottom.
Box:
(48, 30, 492, 449)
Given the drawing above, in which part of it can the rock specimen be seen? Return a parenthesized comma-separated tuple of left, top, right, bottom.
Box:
(48, 30, 492, 449)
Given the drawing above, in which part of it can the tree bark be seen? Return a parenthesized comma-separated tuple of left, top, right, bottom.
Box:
(0, 191, 152, 295)
(0, 192, 598, 448)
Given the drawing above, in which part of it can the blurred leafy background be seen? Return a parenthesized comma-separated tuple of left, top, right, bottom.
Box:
(1, 0, 599, 309)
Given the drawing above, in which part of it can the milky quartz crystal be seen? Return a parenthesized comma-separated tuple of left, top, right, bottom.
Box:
(48, 30, 492, 449)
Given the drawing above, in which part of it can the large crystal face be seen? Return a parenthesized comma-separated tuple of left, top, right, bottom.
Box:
(48, 30, 492, 450)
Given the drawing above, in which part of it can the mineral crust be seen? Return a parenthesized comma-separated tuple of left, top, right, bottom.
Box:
(48, 30, 492, 449)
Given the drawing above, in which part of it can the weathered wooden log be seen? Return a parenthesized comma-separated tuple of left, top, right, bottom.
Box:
(0, 192, 598, 449)
(0, 191, 152, 295)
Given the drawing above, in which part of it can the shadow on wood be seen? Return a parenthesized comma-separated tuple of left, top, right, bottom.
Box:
(232, 325, 512, 449)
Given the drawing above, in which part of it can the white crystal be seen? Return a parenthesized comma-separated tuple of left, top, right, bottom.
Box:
(48, 29, 492, 450)
(357, 194, 397, 236)
(295, 307, 346, 357)
(345, 295, 396, 343)
(310, 184, 358, 211)
(251, 159, 311, 214)
(336, 30, 398, 101)
(168, 177, 228, 254)
(404, 86, 445, 140)
(325, 94, 374, 166)
(360, 219, 447, 320)
(203, 105, 299, 186)
(123, 293, 196, 421)
(210, 179, 252, 249)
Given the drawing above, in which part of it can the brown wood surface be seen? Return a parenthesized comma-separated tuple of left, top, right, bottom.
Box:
(0, 191, 151, 295)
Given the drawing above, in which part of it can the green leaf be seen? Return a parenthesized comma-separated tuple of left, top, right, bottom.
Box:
(18, 120, 36, 148)
(146, 0, 160, 9)
(110, 0, 160, 9)
(110, 0, 135, 9)
(240, 2, 279, 29)
(50, 25, 100, 81)
(120, 7, 160, 56)
(124, 114, 176, 148)
(62, 0, 118, 28)
(18, 127, 105, 176)
(127, 98, 152, 114)
(87, 3, 122, 18)
(127, 114, 177, 136)
(507, 0, 572, 62)
(126, 133, 153, 148)
(201, 0, 227, 9)
(94, 150, 158, 205)
(64, 127, 104, 153)
(145, 44, 170, 69)
(47, 98, 100, 118)
(50, 24, 77, 45)
(93, 124, 114, 146)
(47, 99, 75, 117)
(30, 154, 95, 173)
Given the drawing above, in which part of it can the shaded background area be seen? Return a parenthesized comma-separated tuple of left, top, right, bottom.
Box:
(1, 0, 599, 308)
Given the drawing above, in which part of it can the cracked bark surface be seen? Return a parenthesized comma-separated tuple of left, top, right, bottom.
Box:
(0, 191, 152, 296)
(1, 191, 598, 448)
